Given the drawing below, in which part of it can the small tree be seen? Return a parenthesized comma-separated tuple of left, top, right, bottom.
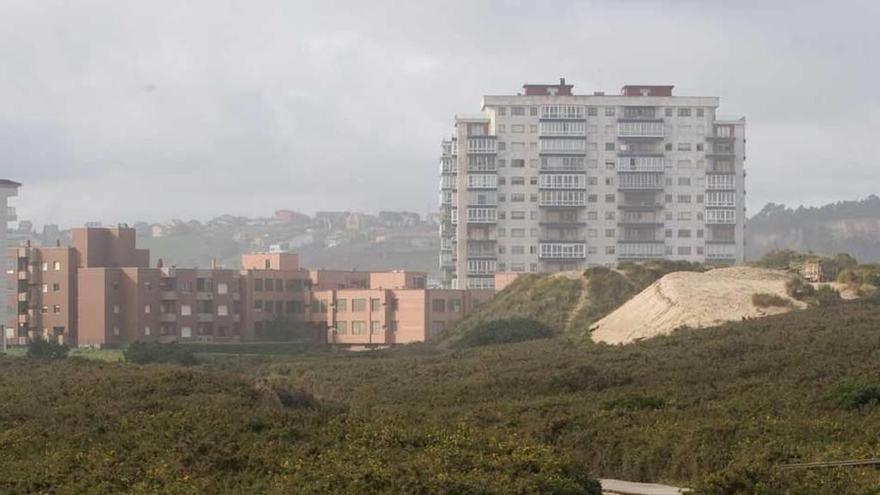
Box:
(26, 337, 69, 360)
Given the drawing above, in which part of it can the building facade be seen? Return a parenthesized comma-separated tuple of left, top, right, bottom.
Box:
(6, 226, 489, 348)
(439, 80, 746, 289)
(1, 180, 21, 344)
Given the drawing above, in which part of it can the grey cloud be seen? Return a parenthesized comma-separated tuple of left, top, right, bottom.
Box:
(0, 0, 878, 226)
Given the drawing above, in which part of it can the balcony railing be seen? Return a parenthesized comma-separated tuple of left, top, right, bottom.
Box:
(618, 243, 665, 259)
(539, 242, 586, 259)
(617, 156, 664, 172)
(466, 137, 497, 154)
(618, 174, 664, 190)
(617, 121, 664, 138)
(466, 208, 497, 224)
(706, 209, 737, 224)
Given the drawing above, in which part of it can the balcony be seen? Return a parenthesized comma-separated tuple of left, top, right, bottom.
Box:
(160, 313, 178, 323)
(6, 207, 16, 221)
(17, 292, 28, 302)
(539, 219, 586, 227)
(707, 176, 736, 190)
(197, 313, 214, 323)
(619, 202, 664, 211)
(706, 244, 738, 260)
(467, 208, 498, 223)
(618, 174, 664, 190)
(618, 243, 665, 260)
(706, 209, 737, 225)
(539, 242, 586, 260)
(539, 191, 586, 208)
(196, 292, 214, 300)
(17, 271, 28, 281)
(617, 156, 664, 172)
(159, 291, 177, 300)
(617, 121, 664, 138)
(539, 139, 587, 155)
(466, 137, 496, 154)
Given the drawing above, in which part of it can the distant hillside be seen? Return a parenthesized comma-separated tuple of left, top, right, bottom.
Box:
(747, 195, 880, 262)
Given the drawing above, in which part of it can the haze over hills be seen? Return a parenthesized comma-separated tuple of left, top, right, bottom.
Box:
(746, 195, 880, 262)
(8, 195, 879, 279)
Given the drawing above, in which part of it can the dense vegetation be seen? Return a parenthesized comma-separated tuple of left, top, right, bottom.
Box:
(0, 358, 600, 494)
(124, 341, 199, 366)
(268, 296, 880, 494)
(451, 317, 553, 349)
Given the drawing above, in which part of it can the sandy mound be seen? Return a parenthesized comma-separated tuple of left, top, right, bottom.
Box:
(591, 267, 806, 345)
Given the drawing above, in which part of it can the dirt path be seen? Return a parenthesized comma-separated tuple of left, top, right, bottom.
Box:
(600, 478, 690, 494)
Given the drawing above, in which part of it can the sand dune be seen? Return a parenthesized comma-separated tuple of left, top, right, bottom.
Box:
(590, 267, 805, 345)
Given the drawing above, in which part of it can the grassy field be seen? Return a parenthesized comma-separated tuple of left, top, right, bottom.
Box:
(5, 294, 880, 493)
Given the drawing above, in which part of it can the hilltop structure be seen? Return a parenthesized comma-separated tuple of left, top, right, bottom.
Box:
(6, 226, 493, 349)
(439, 80, 746, 289)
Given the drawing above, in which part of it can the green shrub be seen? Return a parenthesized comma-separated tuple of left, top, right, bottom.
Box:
(452, 318, 554, 348)
(26, 338, 69, 360)
(600, 395, 666, 412)
(751, 293, 792, 308)
(785, 277, 815, 300)
(815, 285, 842, 306)
(123, 341, 198, 366)
(832, 382, 880, 410)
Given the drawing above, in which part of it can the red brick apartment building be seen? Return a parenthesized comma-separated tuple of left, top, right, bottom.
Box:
(5, 226, 493, 349)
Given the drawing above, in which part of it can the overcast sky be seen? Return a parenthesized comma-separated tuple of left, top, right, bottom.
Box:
(2, 0, 878, 227)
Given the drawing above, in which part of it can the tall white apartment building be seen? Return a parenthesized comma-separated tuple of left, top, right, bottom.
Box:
(439, 80, 745, 289)
(1, 179, 21, 343)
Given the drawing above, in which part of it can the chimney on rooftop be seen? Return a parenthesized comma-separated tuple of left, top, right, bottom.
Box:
(560, 77, 566, 85)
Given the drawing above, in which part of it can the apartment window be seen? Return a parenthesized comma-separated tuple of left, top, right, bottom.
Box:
(217, 304, 228, 316)
(665, 229, 673, 238)
(605, 246, 616, 255)
(42, 262, 49, 272)
(604, 107, 616, 117)
(678, 229, 692, 238)
(587, 107, 598, 116)
(497, 142, 506, 151)
(113, 326, 121, 336)
(511, 159, 525, 168)
(511, 193, 526, 202)
(497, 107, 506, 116)
(605, 177, 614, 186)
(530, 106, 538, 116)
(696, 194, 705, 204)
(370, 321, 382, 334)
(511, 106, 526, 116)
(587, 211, 598, 220)
(432, 299, 446, 312)
(144, 326, 151, 336)
(665, 108, 674, 117)
(449, 299, 462, 313)
(605, 211, 616, 220)
(144, 304, 151, 314)
(605, 194, 616, 203)
(335, 321, 348, 335)
(388, 321, 398, 332)
(254, 279, 264, 291)
(53, 261, 61, 271)
(588, 229, 598, 238)
(498, 177, 506, 185)
(697, 229, 705, 238)
(530, 176, 538, 185)
(254, 300, 264, 311)
(605, 160, 616, 170)
(511, 228, 526, 238)
(511, 246, 525, 254)
(37, 305, 47, 314)
(677, 143, 692, 151)
(678, 194, 692, 203)
(665, 143, 673, 151)
(529, 193, 538, 202)
(678, 211, 693, 221)
(604, 142, 616, 151)
(511, 176, 525, 185)
(351, 321, 366, 335)
(496, 124, 506, 133)
(665, 194, 673, 203)
(497, 158, 506, 167)
(42, 284, 49, 293)
(605, 229, 615, 238)
(352, 298, 367, 312)
(53, 283, 61, 292)
(677, 246, 692, 255)
(696, 143, 704, 151)
(53, 305, 61, 314)
(588, 176, 598, 186)
(181, 304, 192, 316)
(113, 304, 120, 314)
(510, 211, 525, 220)
(678, 108, 692, 117)
(511, 124, 525, 133)
(696, 108, 705, 117)
(529, 124, 538, 133)
(336, 299, 348, 312)
(678, 178, 691, 186)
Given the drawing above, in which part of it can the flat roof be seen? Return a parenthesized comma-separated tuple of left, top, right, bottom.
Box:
(0, 179, 22, 187)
